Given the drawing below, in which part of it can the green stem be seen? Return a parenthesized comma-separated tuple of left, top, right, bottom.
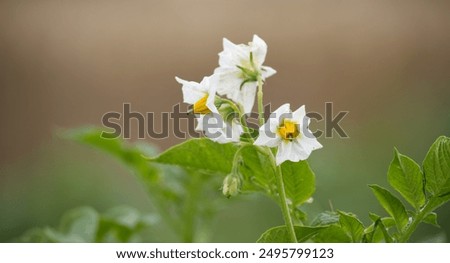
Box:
(398, 199, 436, 242)
(232, 145, 248, 168)
(257, 77, 264, 126)
(264, 148, 298, 243)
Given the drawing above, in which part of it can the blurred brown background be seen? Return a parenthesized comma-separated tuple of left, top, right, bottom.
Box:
(1, 0, 449, 242)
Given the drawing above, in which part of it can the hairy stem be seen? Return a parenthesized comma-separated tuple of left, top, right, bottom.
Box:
(275, 165, 298, 242)
(257, 77, 264, 126)
(231, 144, 251, 173)
(264, 148, 298, 242)
(398, 199, 437, 242)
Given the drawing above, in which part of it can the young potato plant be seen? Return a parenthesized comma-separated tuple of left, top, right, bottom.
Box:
(21, 35, 449, 243)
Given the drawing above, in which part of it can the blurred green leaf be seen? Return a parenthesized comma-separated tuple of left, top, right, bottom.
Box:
(63, 128, 228, 242)
(17, 228, 61, 243)
(18, 206, 156, 243)
(59, 207, 99, 242)
(97, 206, 158, 242)
(257, 225, 325, 243)
(388, 149, 425, 210)
(103, 206, 157, 229)
(423, 136, 450, 197)
(369, 185, 409, 232)
(62, 127, 160, 183)
(338, 211, 364, 242)
(281, 161, 315, 207)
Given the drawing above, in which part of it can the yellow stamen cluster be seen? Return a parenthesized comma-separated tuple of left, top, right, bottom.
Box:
(278, 119, 300, 141)
(193, 95, 211, 114)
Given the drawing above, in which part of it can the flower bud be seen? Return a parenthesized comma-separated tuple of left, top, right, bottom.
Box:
(222, 174, 241, 198)
(218, 103, 239, 123)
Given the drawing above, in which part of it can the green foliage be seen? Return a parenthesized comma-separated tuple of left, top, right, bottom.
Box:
(257, 226, 325, 243)
(24, 128, 447, 243)
(62, 128, 319, 243)
(368, 136, 450, 242)
(364, 213, 393, 243)
(63, 127, 160, 183)
(151, 138, 236, 174)
(151, 139, 316, 209)
(338, 211, 365, 242)
(388, 149, 425, 210)
(29, 34, 448, 244)
(257, 136, 449, 243)
(257, 210, 364, 243)
(281, 161, 315, 207)
(369, 185, 409, 232)
(61, 127, 223, 242)
(238, 146, 276, 193)
(312, 225, 351, 243)
(423, 212, 439, 227)
(59, 207, 99, 242)
(423, 136, 450, 198)
(312, 211, 340, 226)
(151, 139, 279, 195)
(18, 206, 156, 242)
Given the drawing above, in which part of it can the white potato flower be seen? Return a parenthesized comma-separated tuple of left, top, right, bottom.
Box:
(214, 35, 276, 114)
(175, 76, 243, 143)
(254, 103, 322, 165)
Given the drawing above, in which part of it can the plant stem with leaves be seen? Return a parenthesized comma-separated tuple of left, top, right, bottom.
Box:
(255, 83, 298, 243)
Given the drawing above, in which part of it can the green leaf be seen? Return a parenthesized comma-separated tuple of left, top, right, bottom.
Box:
(367, 214, 396, 229)
(18, 206, 157, 243)
(239, 146, 275, 193)
(59, 207, 99, 242)
(257, 225, 325, 243)
(62, 127, 160, 182)
(369, 185, 409, 232)
(152, 140, 277, 197)
(312, 225, 351, 243)
(16, 228, 60, 243)
(151, 138, 237, 174)
(281, 161, 315, 206)
(338, 211, 365, 242)
(41, 228, 87, 242)
(423, 136, 450, 197)
(364, 213, 393, 243)
(362, 227, 383, 243)
(312, 211, 340, 226)
(64, 128, 228, 242)
(423, 212, 439, 227)
(388, 149, 425, 210)
(103, 206, 145, 229)
(293, 208, 308, 222)
(97, 206, 157, 242)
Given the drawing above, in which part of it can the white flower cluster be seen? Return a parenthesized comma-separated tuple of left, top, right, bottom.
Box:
(176, 35, 322, 165)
